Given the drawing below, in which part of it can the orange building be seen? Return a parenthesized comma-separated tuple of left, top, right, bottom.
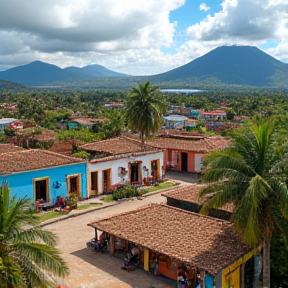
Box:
(147, 133, 229, 173)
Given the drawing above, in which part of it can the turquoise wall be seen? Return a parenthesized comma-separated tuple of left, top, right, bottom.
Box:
(0, 163, 87, 203)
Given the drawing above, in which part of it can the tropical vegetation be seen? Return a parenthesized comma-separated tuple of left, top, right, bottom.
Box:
(0, 183, 69, 288)
(199, 117, 288, 288)
(126, 81, 168, 143)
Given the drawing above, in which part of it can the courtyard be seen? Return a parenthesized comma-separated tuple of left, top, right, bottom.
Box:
(45, 191, 180, 288)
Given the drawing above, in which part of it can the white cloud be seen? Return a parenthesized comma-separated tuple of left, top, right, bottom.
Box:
(183, 0, 288, 66)
(0, 0, 185, 73)
(0, 0, 287, 74)
(199, 3, 210, 11)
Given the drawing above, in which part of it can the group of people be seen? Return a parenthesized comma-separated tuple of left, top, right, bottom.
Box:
(122, 246, 140, 272)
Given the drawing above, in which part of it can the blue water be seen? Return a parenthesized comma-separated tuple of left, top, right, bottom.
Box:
(160, 89, 204, 94)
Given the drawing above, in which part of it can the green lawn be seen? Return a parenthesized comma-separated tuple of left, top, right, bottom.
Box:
(100, 182, 177, 202)
(100, 195, 114, 203)
(77, 203, 102, 210)
(37, 211, 70, 222)
(141, 182, 177, 193)
(37, 203, 101, 221)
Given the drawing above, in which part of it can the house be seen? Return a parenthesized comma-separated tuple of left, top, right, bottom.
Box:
(0, 146, 88, 204)
(79, 137, 164, 196)
(0, 118, 17, 130)
(163, 184, 234, 221)
(163, 115, 188, 130)
(88, 203, 253, 288)
(202, 110, 227, 121)
(67, 117, 107, 129)
(147, 133, 229, 173)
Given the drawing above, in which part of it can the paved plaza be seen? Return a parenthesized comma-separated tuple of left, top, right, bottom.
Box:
(44, 191, 179, 288)
(44, 175, 195, 288)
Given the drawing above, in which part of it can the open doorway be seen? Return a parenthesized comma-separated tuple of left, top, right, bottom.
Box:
(102, 169, 111, 194)
(181, 152, 188, 172)
(34, 178, 49, 202)
(90, 171, 98, 196)
(67, 174, 81, 197)
(151, 160, 160, 179)
(130, 164, 139, 183)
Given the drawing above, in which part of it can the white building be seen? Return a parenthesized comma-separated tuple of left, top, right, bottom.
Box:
(79, 137, 164, 196)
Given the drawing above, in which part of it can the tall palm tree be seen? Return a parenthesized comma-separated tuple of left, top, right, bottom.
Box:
(0, 183, 69, 288)
(126, 82, 167, 144)
(199, 117, 288, 288)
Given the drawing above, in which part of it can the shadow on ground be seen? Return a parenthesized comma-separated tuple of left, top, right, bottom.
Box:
(165, 171, 200, 183)
(71, 248, 176, 288)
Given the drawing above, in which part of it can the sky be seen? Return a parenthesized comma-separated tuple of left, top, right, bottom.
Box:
(0, 0, 287, 75)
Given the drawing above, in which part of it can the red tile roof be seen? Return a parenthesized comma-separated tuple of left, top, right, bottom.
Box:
(147, 136, 229, 152)
(88, 203, 250, 275)
(0, 144, 24, 154)
(0, 149, 85, 175)
(80, 137, 156, 155)
(164, 184, 235, 213)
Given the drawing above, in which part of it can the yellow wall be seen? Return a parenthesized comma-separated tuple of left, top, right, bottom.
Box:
(221, 250, 254, 288)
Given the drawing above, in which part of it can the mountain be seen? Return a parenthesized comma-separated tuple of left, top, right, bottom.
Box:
(0, 79, 27, 91)
(153, 45, 288, 87)
(0, 61, 127, 86)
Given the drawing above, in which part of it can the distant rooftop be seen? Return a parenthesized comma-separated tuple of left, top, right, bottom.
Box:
(163, 115, 188, 121)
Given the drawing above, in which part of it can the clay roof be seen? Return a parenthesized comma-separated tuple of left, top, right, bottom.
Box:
(79, 137, 156, 155)
(0, 149, 85, 175)
(147, 136, 229, 152)
(0, 144, 24, 154)
(164, 184, 235, 213)
(88, 204, 250, 275)
(70, 117, 107, 125)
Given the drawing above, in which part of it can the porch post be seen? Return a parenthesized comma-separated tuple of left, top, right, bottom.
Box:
(144, 249, 149, 271)
(94, 228, 98, 240)
(109, 235, 115, 254)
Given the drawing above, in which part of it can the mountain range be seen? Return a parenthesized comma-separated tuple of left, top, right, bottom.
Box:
(0, 45, 287, 88)
(0, 61, 128, 86)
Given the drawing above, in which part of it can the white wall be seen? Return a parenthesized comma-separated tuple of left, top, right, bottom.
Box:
(88, 151, 164, 195)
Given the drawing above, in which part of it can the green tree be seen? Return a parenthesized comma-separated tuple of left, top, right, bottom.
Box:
(199, 117, 288, 288)
(226, 107, 236, 120)
(0, 183, 69, 288)
(126, 82, 167, 143)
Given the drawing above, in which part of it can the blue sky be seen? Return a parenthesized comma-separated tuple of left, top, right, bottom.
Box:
(0, 0, 287, 75)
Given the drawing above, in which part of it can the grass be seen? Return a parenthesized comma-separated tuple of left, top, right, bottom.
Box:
(37, 211, 70, 221)
(100, 195, 114, 203)
(100, 182, 177, 202)
(77, 203, 102, 210)
(37, 203, 102, 221)
(141, 181, 177, 193)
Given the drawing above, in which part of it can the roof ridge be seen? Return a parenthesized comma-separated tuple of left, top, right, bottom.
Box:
(88, 203, 232, 228)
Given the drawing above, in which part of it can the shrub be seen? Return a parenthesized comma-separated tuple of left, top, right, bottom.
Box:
(67, 193, 78, 209)
(112, 185, 139, 200)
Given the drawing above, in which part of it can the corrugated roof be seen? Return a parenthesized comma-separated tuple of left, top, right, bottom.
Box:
(0, 149, 85, 175)
(88, 203, 250, 275)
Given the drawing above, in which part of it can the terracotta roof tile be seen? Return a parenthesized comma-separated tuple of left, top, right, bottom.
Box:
(165, 184, 235, 213)
(0, 149, 85, 175)
(0, 144, 24, 154)
(88, 203, 250, 275)
(80, 137, 156, 155)
(147, 136, 229, 152)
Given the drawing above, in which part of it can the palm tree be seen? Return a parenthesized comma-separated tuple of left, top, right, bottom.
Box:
(199, 117, 288, 288)
(0, 183, 69, 288)
(126, 82, 167, 144)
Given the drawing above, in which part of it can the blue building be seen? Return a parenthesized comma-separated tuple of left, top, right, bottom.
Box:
(0, 144, 88, 204)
